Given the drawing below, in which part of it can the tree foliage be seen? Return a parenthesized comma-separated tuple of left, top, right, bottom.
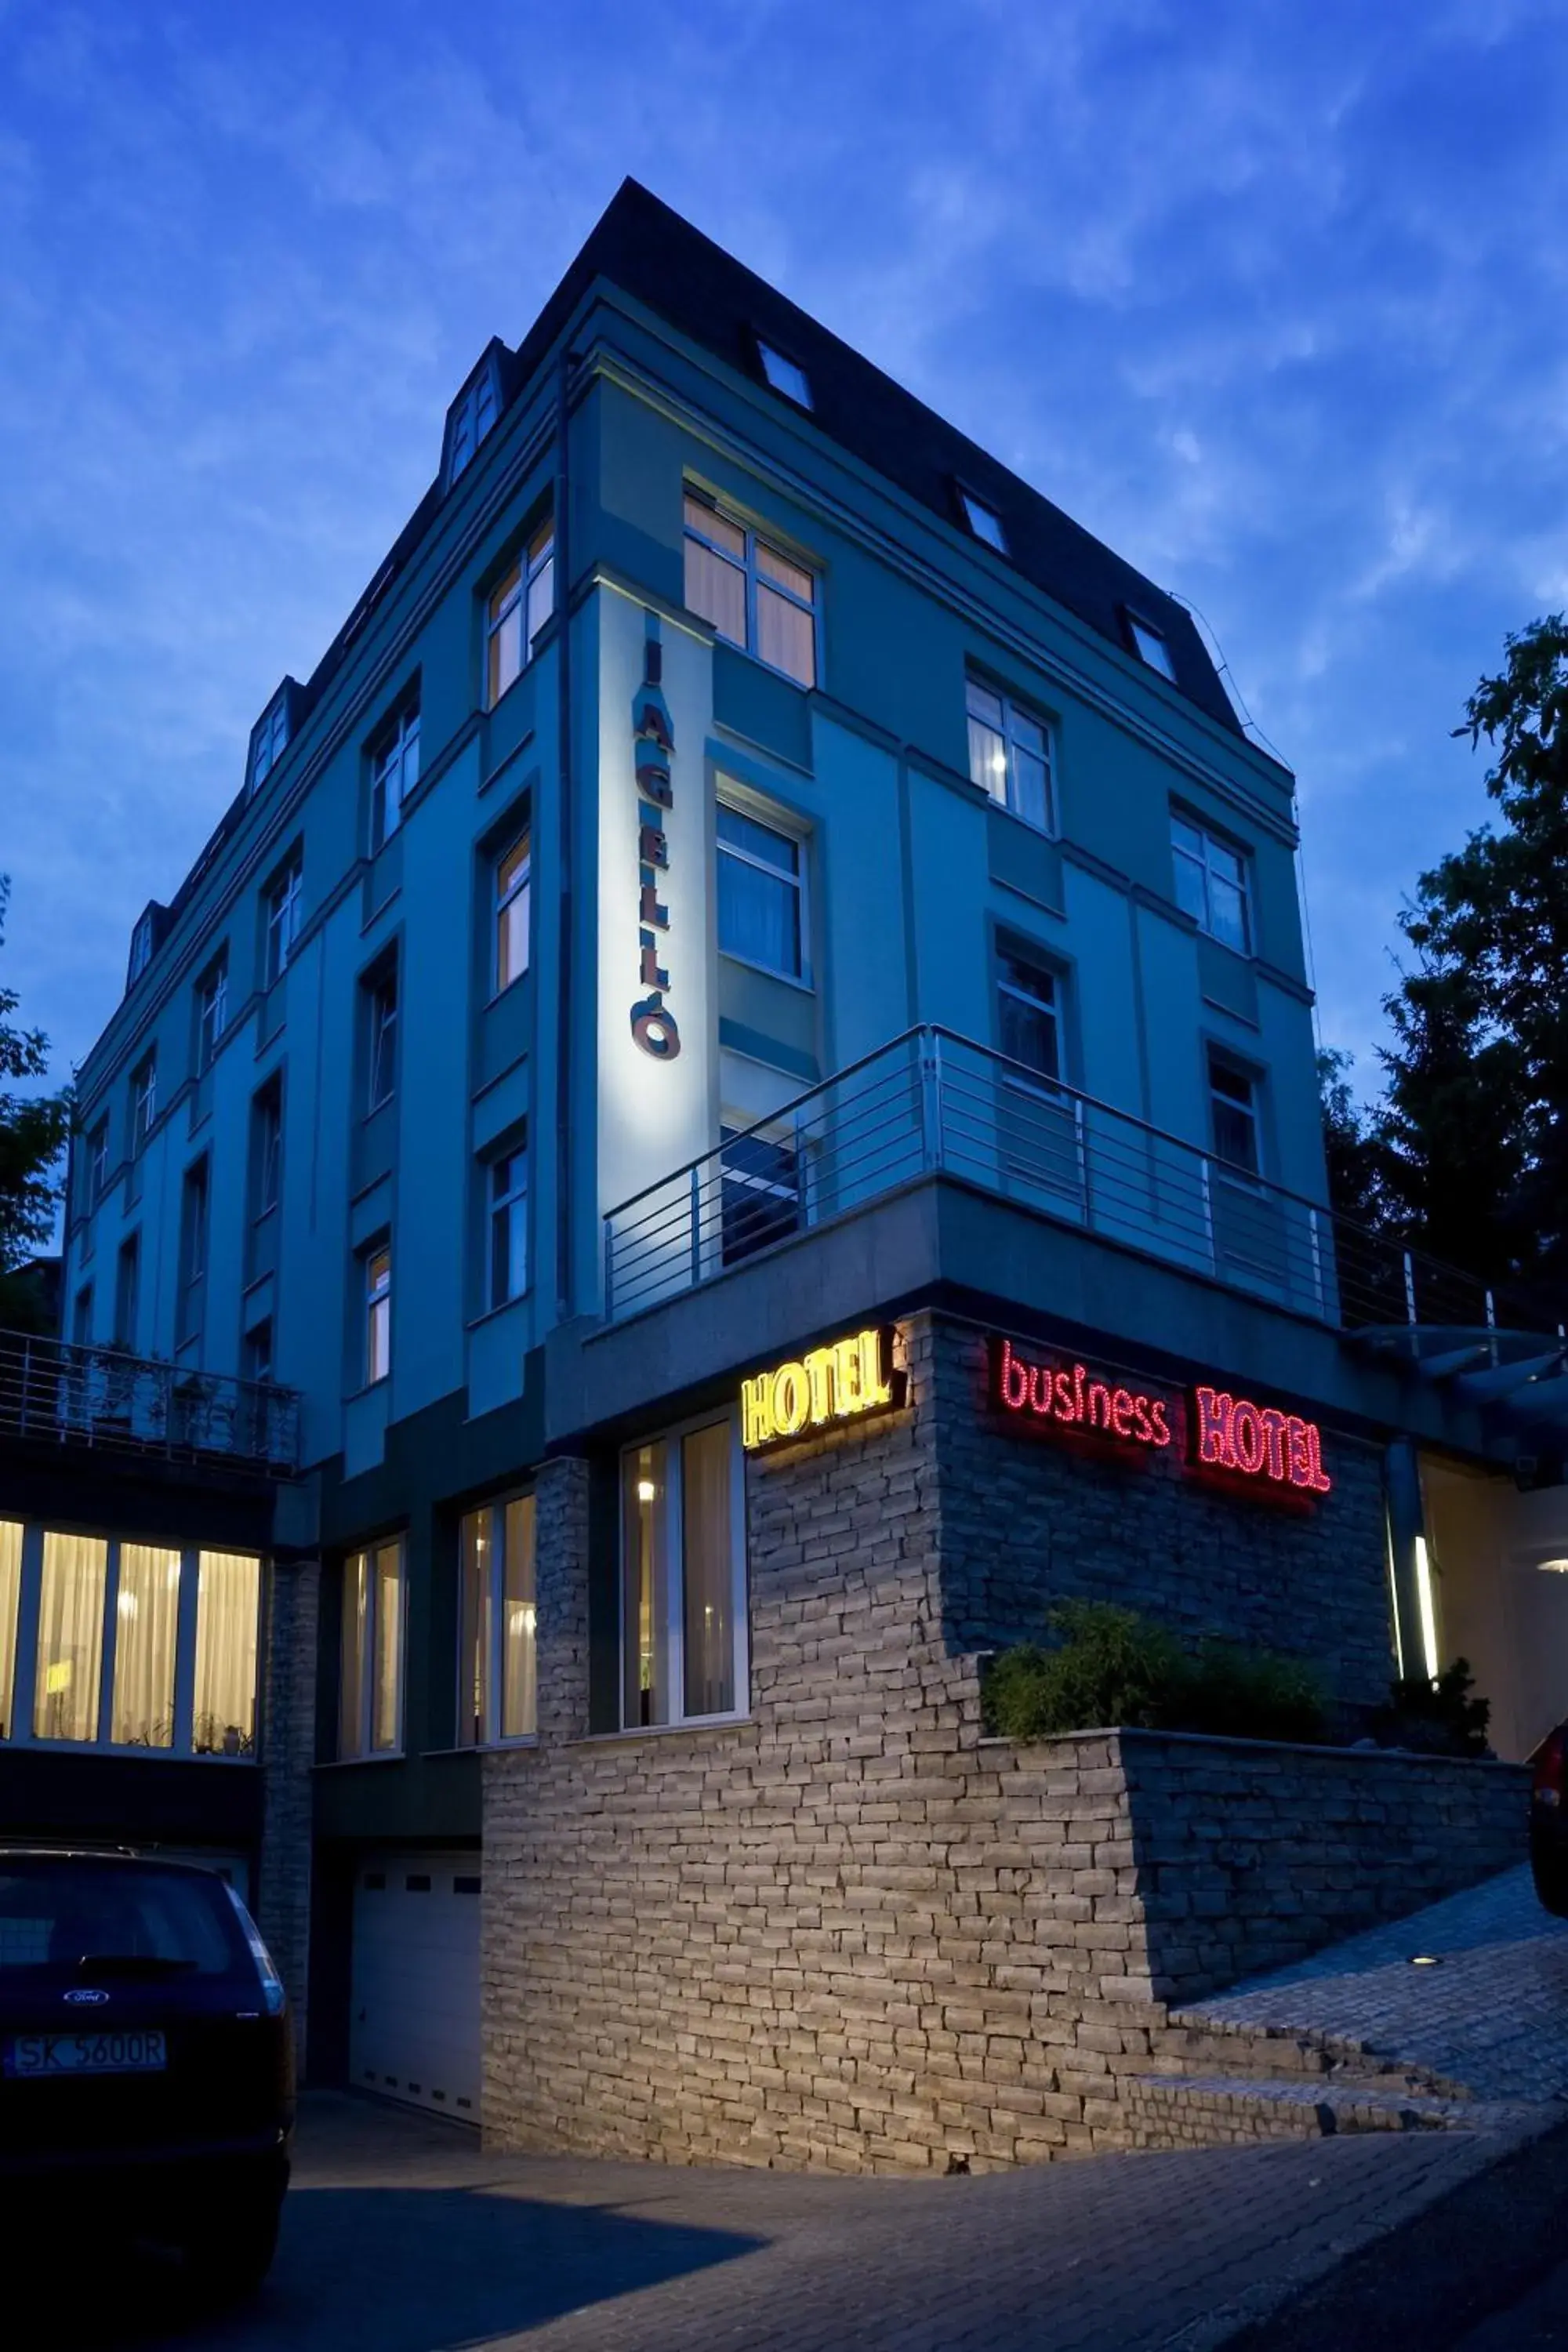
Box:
(0, 875, 71, 1325)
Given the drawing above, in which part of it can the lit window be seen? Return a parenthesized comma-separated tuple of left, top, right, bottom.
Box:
(757, 339, 812, 408)
(110, 1544, 180, 1749)
(0, 1520, 19, 1743)
(263, 858, 303, 985)
(966, 679, 1055, 834)
(33, 1532, 107, 1743)
(248, 695, 290, 795)
(364, 1245, 391, 1385)
(485, 522, 555, 706)
(197, 959, 227, 1073)
(192, 1551, 260, 1757)
(997, 950, 1061, 1084)
(1172, 814, 1251, 956)
(958, 488, 1007, 554)
(1210, 1057, 1261, 1178)
(339, 1540, 404, 1758)
(720, 1124, 800, 1267)
(457, 1494, 536, 1748)
(683, 494, 816, 689)
(488, 1145, 528, 1309)
(620, 1417, 745, 1729)
(494, 832, 531, 991)
(370, 705, 420, 852)
(717, 803, 805, 979)
(1127, 614, 1177, 681)
(447, 361, 500, 486)
(131, 1057, 157, 1151)
(367, 967, 397, 1112)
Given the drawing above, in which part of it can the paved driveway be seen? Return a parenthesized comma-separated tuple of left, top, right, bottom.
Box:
(74, 2090, 1537, 2352)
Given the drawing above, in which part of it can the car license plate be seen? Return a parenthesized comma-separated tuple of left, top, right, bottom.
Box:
(4, 2030, 168, 2078)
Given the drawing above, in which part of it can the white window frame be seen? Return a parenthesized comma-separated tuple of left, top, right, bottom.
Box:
(619, 1410, 749, 1733)
(1172, 812, 1253, 956)
(197, 960, 228, 1073)
(485, 522, 555, 708)
(254, 1083, 283, 1218)
(446, 359, 500, 486)
(369, 704, 420, 852)
(263, 859, 303, 985)
(996, 948, 1064, 1088)
(363, 1244, 391, 1386)
(493, 831, 532, 993)
(131, 1057, 157, 1151)
(456, 1493, 537, 1750)
(683, 492, 818, 689)
(127, 913, 154, 986)
(0, 1521, 263, 1761)
(338, 1537, 405, 1760)
(966, 678, 1057, 836)
(756, 339, 812, 409)
(88, 1121, 109, 1205)
(957, 486, 1007, 554)
(486, 1144, 528, 1310)
(180, 1156, 209, 1290)
(1127, 613, 1177, 681)
(1208, 1054, 1263, 1183)
(715, 794, 810, 984)
(366, 967, 397, 1113)
(249, 695, 290, 795)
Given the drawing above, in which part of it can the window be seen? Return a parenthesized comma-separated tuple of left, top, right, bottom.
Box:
(756, 339, 812, 408)
(720, 1123, 800, 1266)
(683, 494, 816, 688)
(621, 1416, 745, 1729)
(113, 1235, 140, 1349)
(127, 912, 154, 988)
(1127, 613, 1177, 681)
(88, 1120, 109, 1206)
(263, 857, 303, 985)
(364, 1244, 391, 1385)
(370, 704, 419, 852)
(0, 1522, 261, 1759)
(494, 832, 531, 992)
(457, 1494, 536, 1747)
(1172, 814, 1251, 956)
(248, 695, 290, 794)
(179, 1156, 209, 1294)
(716, 803, 806, 979)
(71, 1287, 92, 1348)
(997, 949, 1062, 1084)
(252, 1080, 283, 1218)
(487, 1145, 528, 1309)
(366, 966, 397, 1112)
(197, 958, 228, 1073)
(339, 1539, 405, 1757)
(1209, 1058, 1261, 1178)
(485, 521, 555, 706)
(131, 1055, 157, 1152)
(446, 359, 500, 485)
(958, 488, 1007, 555)
(967, 680, 1055, 834)
(243, 1321, 274, 1388)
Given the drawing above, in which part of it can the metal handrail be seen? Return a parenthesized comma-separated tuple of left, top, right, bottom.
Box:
(0, 1330, 300, 1475)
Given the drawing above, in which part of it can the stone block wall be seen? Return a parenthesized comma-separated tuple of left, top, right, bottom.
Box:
(257, 1552, 319, 2060)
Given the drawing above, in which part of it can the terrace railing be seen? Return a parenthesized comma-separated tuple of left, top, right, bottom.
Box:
(602, 1025, 1565, 1342)
(0, 1330, 300, 1475)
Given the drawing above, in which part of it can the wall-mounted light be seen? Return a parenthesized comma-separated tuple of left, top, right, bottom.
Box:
(636, 1478, 657, 1504)
(1414, 1534, 1440, 1683)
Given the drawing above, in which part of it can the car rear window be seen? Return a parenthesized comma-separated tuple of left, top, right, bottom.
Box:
(0, 1860, 251, 1979)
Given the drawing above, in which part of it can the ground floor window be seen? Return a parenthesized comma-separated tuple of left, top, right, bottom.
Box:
(456, 1494, 537, 1746)
(339, 1539, 405, 1758)
(0, 1519, 262, 1758)
(620, 1415, 746, 1729)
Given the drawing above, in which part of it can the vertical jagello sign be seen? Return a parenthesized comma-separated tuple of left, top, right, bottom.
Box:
(630, 633, 681, 1060)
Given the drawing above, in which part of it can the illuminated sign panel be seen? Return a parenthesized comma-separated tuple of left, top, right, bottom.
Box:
(742, 1328, 904, 1452)
(991, 1338, 1331, 1499)
(630, 642, 681, 1061)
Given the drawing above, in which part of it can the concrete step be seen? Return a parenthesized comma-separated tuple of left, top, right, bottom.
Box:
(1158, 2012, 1472, 2102)
(1122, 2072, 1468, 2148)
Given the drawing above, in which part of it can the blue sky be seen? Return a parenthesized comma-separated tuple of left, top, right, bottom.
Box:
(4, 0, 1565, 1106)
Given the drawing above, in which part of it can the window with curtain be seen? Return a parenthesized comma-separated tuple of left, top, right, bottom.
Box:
(1172, 813, 1252, 956)
(966, 679, 1054, 835)
(485, 521, 555, 706)
(683, 494, 817, 688)
(193, 1552, 261, 1756)
(494, 833, 531, 992)
(365, 1245, 391, 1385)
(716, 803, 805, 979)
(0, 1522, 20, 1742)
(339, 1540, 404, 1758)
(111, 1544, 180, 1748)
(456, 1494, 536, 1747)
(34, 1533, 108, 1743)
(369, 704, 420, 852)
(619, 1418, 744, 1730)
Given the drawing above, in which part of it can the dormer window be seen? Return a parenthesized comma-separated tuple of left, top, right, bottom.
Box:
(248, 692, 290, 796)
(446, 355, 501, 487)
(127, 911, 154, 989)
(1127, 612, 1177, 681)
(756, 339, 812, 410)
(958, 488, 1007, 555)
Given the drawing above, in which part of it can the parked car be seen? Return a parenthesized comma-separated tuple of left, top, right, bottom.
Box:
(0, 1848, 293, 2295)
(1530, 1721, 1568, 1918)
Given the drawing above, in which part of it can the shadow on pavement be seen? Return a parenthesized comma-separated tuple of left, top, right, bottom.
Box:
(57, 2183, 768, 2351)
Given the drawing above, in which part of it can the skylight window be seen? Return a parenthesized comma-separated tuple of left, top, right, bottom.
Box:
(1127, 614, 1177, 681)
(248, 694, 290, 797)
(447, 358, 501, 487)
(958, 488, 1007, 555)
(757, 339, 812, 410)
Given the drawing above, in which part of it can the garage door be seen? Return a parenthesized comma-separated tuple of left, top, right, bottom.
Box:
(350, 1852, 481, 2122)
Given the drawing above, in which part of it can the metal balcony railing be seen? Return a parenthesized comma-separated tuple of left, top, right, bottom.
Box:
(0, 1331, 300, 1475)
(601, 1025, 1566, 1342)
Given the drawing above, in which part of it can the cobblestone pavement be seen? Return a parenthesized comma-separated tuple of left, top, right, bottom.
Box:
(1185, 1865, 1568, 2107)
(91, 2092, 1541, 2352)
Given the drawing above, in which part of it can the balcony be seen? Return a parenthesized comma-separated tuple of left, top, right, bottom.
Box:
(0, 1331, 300, 1477)
(602, 1026, 1565, 1352)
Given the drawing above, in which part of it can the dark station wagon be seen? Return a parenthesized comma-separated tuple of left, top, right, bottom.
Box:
(0, 1849, 294, 2294)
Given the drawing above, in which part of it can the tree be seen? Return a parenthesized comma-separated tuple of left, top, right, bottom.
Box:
(0, 876, 71, 1330)
(1316, 1047, 1391, 1229)
(1377, 616, 1568, 1291)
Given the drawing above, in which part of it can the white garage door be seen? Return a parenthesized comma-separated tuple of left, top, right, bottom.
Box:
(350, 1852, 481, 2122)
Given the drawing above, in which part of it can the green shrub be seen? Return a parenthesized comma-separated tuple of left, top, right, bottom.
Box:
(982, 1599, 1328, 1746)
(1369, 1657, 1491, 1758)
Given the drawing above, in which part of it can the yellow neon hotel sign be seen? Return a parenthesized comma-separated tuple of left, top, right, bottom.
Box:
(742, 1327, 903, 1451)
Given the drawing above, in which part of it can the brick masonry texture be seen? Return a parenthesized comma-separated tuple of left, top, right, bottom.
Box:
(257, 1555, 319, 2059)
(481, 1311, 1525, 2174)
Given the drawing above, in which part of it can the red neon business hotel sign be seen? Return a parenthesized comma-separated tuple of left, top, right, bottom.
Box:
(993, 1338, 1330, 1496)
